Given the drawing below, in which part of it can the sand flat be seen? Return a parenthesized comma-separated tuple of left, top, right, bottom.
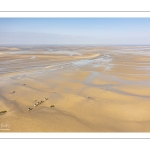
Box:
(0, 46, 150, 132)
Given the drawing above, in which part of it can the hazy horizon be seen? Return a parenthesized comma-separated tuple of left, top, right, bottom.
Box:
(0, 18, 150, 45)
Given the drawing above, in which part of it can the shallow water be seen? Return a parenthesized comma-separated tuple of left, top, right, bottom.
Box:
(83, 71, 150, 98)
(1, 45, 150, 78)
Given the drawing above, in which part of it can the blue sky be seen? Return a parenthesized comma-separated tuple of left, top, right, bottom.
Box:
(0, 18, 150, 45)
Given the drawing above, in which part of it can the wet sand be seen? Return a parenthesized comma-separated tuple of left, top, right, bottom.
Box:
(0, 45, 150, 132)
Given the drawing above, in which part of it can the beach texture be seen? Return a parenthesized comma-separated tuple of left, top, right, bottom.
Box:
(0, 46, 150, 132)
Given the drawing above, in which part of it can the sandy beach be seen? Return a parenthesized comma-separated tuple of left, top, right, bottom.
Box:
(0, 45, 150, 132)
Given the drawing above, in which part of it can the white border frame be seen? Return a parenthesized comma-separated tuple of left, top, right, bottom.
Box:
(1, 12, 150, 18)
(0, 11, 150, 139)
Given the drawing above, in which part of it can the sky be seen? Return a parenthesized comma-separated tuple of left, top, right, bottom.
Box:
(0, 18, 150, 45)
